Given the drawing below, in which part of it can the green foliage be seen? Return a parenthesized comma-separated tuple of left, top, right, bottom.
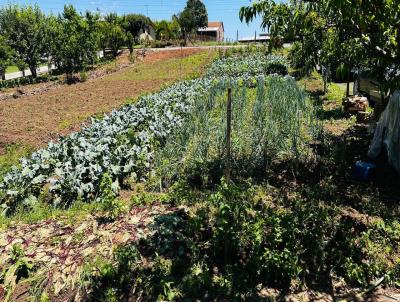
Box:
(0, 35, 12, 79)
(48, 5, 99, 80)
(185, 0, 208, 30)
(0, 4, 47, 78)
(0, 244, 34, 301)
(96, 173, 122, 221)
(0, 74, 57, 89)
(121, 14, 152, 44)
(79, 71, 88, 82)
(0, 144, 33, 183)
(154, 74, 318, 187)
(240, 0, 400, 87)
(80, 178, 400, 300)
(100, 14, 126, 58)
(174, 0, 208, 45)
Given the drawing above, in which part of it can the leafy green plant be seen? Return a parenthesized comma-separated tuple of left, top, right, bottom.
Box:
(79, 71, 88, 82)
(96, 173, 122, 221)
(0, 244, 34, 301)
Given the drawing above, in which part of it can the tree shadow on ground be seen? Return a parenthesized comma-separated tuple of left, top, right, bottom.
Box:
(267, 122, 400, 220)
(316, 107, 347, 120)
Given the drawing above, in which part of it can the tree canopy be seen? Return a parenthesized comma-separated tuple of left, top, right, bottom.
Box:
(240, 0, 400, 90)
(47, 5, 99, 80)
(175, 0, 208, 44)
(0, 4, 47, 78)
(0, 35, 12, 80)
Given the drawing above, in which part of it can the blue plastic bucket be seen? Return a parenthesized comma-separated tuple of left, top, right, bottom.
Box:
(353, 161, 377, 181)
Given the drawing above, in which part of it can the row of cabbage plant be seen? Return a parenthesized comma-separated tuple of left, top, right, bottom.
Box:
(206, 53, 288, 78)
(0, 54, 285, 216)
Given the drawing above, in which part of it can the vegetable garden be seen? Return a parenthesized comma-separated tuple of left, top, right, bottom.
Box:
(1, 49, 400, 301)
(0, 52, 293, 216)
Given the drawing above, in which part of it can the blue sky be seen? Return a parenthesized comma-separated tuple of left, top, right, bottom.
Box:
(0, 0, 263, 41)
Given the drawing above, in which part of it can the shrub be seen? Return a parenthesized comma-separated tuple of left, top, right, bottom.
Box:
(265, 62, 288, 75)
(0, 75, 56, 89)
(79, 71, 88, 82)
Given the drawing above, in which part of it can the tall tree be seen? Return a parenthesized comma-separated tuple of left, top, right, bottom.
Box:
(100, 13, 126, 57)
(175, 0, 208, 45)
(185, 0, 208, 29)
(0, 4, 47, 78)
(175, 9, 195, 45)
(154, 20, 172, 40)
(121, 14, 152, 44)
(48, 5, 99, 81)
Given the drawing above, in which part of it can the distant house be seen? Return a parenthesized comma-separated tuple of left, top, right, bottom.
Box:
(139, 24, 156, 41)
(197, 22, 224, 42)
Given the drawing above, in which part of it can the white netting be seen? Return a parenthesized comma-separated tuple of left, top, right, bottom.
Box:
(368, 90, 400, 173)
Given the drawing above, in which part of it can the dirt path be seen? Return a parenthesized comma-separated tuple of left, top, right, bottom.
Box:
(0, 48, 212, 154)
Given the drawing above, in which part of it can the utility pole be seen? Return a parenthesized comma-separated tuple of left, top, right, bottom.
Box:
(254, 30, 257, 43)
(236, 29, 239, 42)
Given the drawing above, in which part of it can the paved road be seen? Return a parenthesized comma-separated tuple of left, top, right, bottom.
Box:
(5, 65, 56, 80)
(4, 51, 105, 81)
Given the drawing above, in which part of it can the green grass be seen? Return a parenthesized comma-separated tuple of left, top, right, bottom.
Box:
(0, 201, 98, 230)
(110, 50, 217, 82)
(0, 144, 34, 183)
(326, 82, 346, 104)
(5, 65, 19, 73)
(5, 63, 48, 74)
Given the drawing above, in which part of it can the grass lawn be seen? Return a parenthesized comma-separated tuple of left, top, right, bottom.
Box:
(5, 65, 19, 74)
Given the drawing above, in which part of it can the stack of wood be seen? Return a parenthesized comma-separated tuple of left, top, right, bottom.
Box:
(342, 95, 371, 122)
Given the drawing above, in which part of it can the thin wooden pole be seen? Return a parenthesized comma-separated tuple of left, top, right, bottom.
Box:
(225, 88, 232, 183)
(346, 64, 350, 97)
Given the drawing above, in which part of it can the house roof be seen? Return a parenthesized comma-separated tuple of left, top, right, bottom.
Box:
(197, 21, 224, 32)
(208, 22, 223, 28)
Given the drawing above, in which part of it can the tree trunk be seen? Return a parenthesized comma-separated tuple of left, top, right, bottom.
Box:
(22, 69, 26, 77)
(1, 71, 5, 81)
(30, 66, 37, 78)
(182, 31, 187, 46)
(346, 65, 350, 97)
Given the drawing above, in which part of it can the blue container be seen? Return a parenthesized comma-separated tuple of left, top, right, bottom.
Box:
(353, 161, 377, 181)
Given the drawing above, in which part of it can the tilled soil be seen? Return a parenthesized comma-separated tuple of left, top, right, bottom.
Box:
(0, 48, 207, 155)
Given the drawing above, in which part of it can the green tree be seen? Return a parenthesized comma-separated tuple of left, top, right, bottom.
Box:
(48, 5, 99, 81)
(0, 4, 47, 78)
(326, 0, 400, 91)
(174, 9, 195, 45)
(0, 35, 13, 80)
(175, 0, 208, 45)
(100, 13, 126, 57)
(121, 14, 152, 44)
(155, 20, 172, 40)
(240, 0, 400, 92)
(185, 0, 208, 29)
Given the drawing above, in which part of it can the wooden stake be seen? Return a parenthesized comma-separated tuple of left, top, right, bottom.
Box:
(225, 88, 232, 183)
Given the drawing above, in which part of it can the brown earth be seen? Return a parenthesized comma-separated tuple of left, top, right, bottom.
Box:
(0, 48, 211, 155)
